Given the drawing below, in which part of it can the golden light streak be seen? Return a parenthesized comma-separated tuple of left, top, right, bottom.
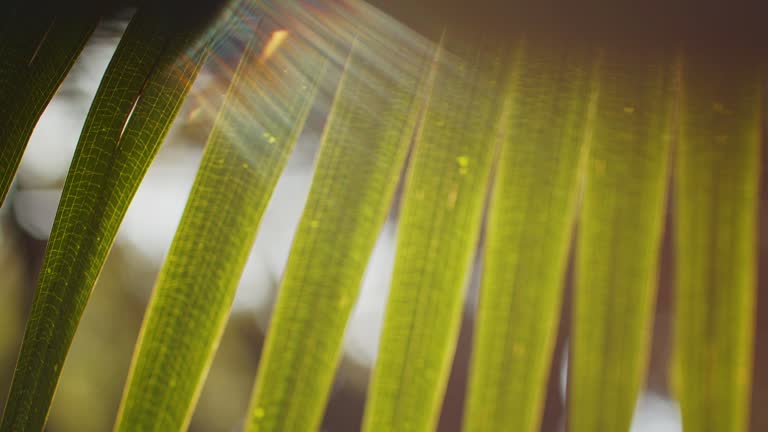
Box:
(259, 29, 289, 63)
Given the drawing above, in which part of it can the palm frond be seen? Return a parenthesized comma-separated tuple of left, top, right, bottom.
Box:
(569, 48, 677, 431)
(0, 2, 100, 204)
(245, 31, 433, 432)
(673, 54, 762, 432)
(115, 29, 324, 430)
(363, 34, 506, 432)
(463, 40, 597, 432)
(1, 6, 212, 429)
(0, 2, 764, 432)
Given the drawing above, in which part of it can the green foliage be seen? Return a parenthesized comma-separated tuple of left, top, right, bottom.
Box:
(246, 34, 432, 432)
(0, 2, 764, 432)
(569, 49, 677, 432)
(673, 55, 762, 432)
(0, 4, 99, 204)
(115, 33, 324, 430)
(0, 7, 210, 430)
(364, 35, 506, 432)
(463, 40, 597, 432)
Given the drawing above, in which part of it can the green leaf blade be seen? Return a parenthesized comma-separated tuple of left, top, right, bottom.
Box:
(114, 32, 324, 431)
(463, 41, 597, 432)
(1, 9, 209, 430)
(569, 50, 677, 432)
(673, 56, 762, 432)
(362, 36, 508, 432)
(245, 36, 434, 432)
(0, 5, 99, 204)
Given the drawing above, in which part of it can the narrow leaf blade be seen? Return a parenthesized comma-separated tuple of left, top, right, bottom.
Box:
(673, 55, 762, 432)
(463, 41, 597, 432)
(245, 34, 434, 432)
(362, 36, 507, 432)
(569, 49, 677, 432)
(1, 8, 210, 430)
(0, 4, 99, 204)
(115, 29, 325, 430)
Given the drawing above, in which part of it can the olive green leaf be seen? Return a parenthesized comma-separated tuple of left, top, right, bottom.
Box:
(463, 40, 598, 432)
(673, 55, 762, 432)
(1, 7, 214, 430)
(363, 35, 507, 432)
(115, 30, 324, 430)
(569, 49, 677, 432)
(0, 3, 100, 204)
(246, 35, 434, 432)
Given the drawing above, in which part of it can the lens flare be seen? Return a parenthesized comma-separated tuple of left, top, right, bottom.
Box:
(170, 0, 448, 168)
(259, 29, 289, 63)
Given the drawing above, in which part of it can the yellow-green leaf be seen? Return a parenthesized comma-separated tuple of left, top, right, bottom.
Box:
(569, 49, 677, 432)
(246, 35, 434, 432)
(673, 54, 762, 432)
(363, 35, 507, 432)
(1, 7, 212, 430)
(115, 31, 324, 430)
(463, 40, 598, 432)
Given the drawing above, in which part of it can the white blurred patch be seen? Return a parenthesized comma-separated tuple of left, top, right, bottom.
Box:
(18, 98, 87, 187)
(11, 188, 61, 240)
(631, 393, 682, 432)
(343, 220, 397, 368)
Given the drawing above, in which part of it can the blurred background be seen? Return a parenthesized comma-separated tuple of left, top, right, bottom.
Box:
(0, 1, 765, 431)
